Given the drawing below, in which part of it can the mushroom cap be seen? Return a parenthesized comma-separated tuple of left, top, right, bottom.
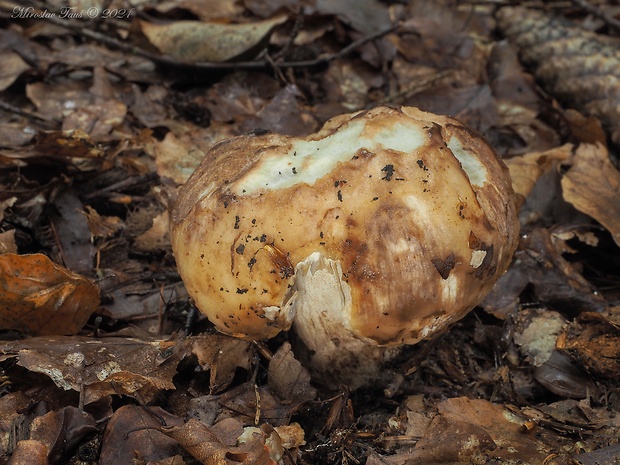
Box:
(171, 105, 519, 348)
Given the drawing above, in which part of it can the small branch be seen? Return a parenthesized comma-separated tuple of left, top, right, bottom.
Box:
(0, 99, 56, 127)
(567, 0, 620, 31)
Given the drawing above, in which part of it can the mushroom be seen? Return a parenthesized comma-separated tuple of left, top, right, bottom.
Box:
(171, 105, 519, 389)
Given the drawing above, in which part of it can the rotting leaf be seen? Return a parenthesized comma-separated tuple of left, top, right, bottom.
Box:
(137, 15, 288, 63)
(163, 418, 277, 465)
(0, 335, 185, 404)
(557, 312, 620, 380)
(561, 143, 620, 247)
(50, 189, 96, 276)
(188, 334, 255, 394)
(29, 406, 97, 464)
(267, 342, 316, 404)
(99, 405, 183, 465)
(0, 253, 100, 336)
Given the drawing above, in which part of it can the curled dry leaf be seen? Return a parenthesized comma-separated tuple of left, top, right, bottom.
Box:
(504, 144, 572, 208)
(557, 312, 620, 380)
(163, 419, 277, 465)
(138, 15, 288, 62)
(188, 334, 254, 394)
(561, 143, 620, 247)
(0, 253, 100, 336)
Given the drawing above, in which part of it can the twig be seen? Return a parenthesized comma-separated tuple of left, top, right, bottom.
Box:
(0, 99, 56, 127)
(378, 69, 455, 106)
(83, 172, 159, 199)
(567, 0, 620, 31)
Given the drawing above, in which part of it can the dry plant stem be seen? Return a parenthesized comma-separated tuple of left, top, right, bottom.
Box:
(83, 172, 159, 200)
(0, 99, 55, 127)
(567, 0, 620, 31)
(0, 1, 398, 71)
(379, 70, 455, 106)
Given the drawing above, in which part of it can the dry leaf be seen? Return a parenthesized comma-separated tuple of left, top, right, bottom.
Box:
(267, 342, 316, 404)
(0, 253, 100, 336)
(0, 50, 30, 92)
(29, 406, 97, 464)
(189, 334, 254, 394)
(558, 312, 620, 379)
(6, 440, 48, 465)
(504, 144, 572, 208)
(99, 405, 183, 465)
(164, 419, 277, 465)
(138, 16, 288, 62)
(0, 335, 184, 404)
(135, 210, 170, 252)
(561, 143, 620, 247)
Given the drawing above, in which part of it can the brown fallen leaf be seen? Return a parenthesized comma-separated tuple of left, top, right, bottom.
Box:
(267, 342, 316, 404)
(504, 144, 572, 209)
(5, 439, 48, 465)
(29, 406, 97, 464)
(137, 15, 288, 62)
(561, 143, 620, 247)
(0, 253, 100, 336)
(0, 392, 30, 459)
(0, 335, 184, 404)
(0, 50, 30, 92)
(189, 334, 255, 395)
(163, 418, 277, 465)
(99, 405, 184, 465)
(557, 312, 620, 380)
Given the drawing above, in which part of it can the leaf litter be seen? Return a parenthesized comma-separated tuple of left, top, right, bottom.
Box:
(0, 0, 620, 464)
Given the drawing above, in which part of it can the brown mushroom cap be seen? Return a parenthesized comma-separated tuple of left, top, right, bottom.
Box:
(171, 105, 519, 386)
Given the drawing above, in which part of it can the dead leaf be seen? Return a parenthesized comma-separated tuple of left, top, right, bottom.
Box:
(50, 189, 95, 276)
(314, 0, 391, 34)
(0, 50, 30, 92)
(561, 143, 620, 247)
(99, 405, 183, 465)
(6, 440, 48, 465)
(138, 15, 288, 62)
(504, 144, 571, 205)
(558, 312, 620, 379)
(163, 418, 277, 465)
(267, 342, 316, 404)
(135, 210, 170, 252)
(0, 392, 30, 457)
(0, 335, 185, 404)
(0, 253, 100, 336)
(29, 406, 97, 464)
(188, 335, 254, 394)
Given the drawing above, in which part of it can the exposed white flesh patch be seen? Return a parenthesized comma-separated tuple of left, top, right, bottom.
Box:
(447, 136, 488, 187)
(440, 273, 459, 304)
(418, 314, 453, 339)
(262, 305, 281, 321)
(470, 249, 487, 268)
(234, 119, 426, 195)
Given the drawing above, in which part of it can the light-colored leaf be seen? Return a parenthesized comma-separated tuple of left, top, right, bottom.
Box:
(0, 253, 99, 336)
(561, 143, 620, 247)
(139, 15, 287, 62)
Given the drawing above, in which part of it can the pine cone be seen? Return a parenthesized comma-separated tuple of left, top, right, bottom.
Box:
(496, 6, 620, 145)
